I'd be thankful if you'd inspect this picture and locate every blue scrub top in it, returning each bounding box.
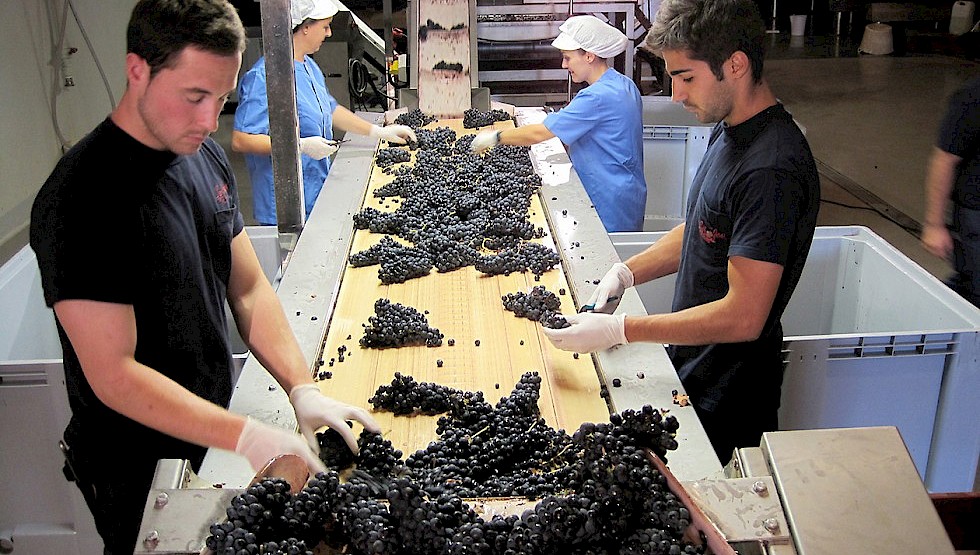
[544,68,647,232]
[234,56,338,225]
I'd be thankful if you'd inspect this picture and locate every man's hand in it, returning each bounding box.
[299,136,339,160]
[235,417,327,474]
[584,263,634,313]
[370,124,417,145]
[922,223,953,260]
[541,313,628,352]
[289,384,381,454]
[471,131,500,154]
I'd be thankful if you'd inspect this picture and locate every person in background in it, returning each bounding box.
[233,0,415,225]
[470,15,647,233]
[30,1,379,552]
[541,0,820,465]
[921,75,980,308]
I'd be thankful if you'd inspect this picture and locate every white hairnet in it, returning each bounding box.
[551,15,629,58]
[291,0,339,28]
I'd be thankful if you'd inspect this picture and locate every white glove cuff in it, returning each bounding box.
[613,262,635,289]
[289,383,320,404]
[616,314,629,346]
[368,125,383,139]
[234,416,256,454]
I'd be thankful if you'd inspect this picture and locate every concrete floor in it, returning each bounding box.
[215,33,980,285]
[764,33,977,282]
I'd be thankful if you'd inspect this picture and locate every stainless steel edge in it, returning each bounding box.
[517,107,722,481]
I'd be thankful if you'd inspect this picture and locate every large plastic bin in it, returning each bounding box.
[640,97,711,231]
[611,226,980,493]
[0,227,283,553]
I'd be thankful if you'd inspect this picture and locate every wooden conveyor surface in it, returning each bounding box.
[312,118,610,459]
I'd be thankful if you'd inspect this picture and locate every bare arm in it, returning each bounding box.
[54,300,245,451]
[624,255,783,345]
[623,223,686,285]
[921,147,961,260]
[498,123,556,146]
[226,232,314,393]
[231,130,272,156]
[331,105,375,136]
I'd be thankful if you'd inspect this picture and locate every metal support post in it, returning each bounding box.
[259,0,305,236]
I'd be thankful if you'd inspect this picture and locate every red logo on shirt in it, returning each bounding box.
[698,220,727,244]
[214,183,229,205]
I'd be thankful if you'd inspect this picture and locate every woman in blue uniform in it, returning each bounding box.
[471,15,647,233]
[233,0,415,225]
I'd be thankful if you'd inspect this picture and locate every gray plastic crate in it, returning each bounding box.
[641,97,711,232]
[610,226,980,493]
[0,227,283,553]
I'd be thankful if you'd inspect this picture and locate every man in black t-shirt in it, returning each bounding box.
[30,2,378,553]
[922,76,980,308]
[542,0,820,465]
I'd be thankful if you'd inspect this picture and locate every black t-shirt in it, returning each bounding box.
[937,76,980,210]
[668,104,820,414]
[30,118,245,459]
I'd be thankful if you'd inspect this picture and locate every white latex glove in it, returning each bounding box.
[234,416,328,474]
[370,124,417,145]
[289,384,381,454]
[584,263,634,314]
[299,136,339,160]
[471,130,500,154]
[541,313,628,353]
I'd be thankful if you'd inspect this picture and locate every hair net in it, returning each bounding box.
[291,0,339,28]
[551,15,628,58]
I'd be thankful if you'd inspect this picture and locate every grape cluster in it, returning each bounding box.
[360,299,443,348]
[210,373,700,555]
[374,147,411,168]
[317,426,356,470]
[393,108,436,129]
[501,285,570,329]
[205,478,316,554]
[349,236,435,284]
[351,118,554,286]
[462,108,514,129]
[433,61,464,72]
[368,372,473,415]
[475,242,560,277]
[408,126,457,154]
[368,372,484,416]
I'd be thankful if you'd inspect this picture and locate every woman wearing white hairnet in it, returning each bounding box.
[472,15,647,232]
[233,0,416,225]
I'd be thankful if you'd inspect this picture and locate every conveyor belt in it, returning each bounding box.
[315,117,609,459]
[199,109,721,489]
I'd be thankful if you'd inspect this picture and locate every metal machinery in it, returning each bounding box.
[473,0,638,106]
[398,0,639,107]
[127,105,958,554]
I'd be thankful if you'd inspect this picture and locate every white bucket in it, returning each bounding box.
[950,0,975,35]
[790,14,808,36]
[859,22,893,55]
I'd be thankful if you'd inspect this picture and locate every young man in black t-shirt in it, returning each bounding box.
[541,0,820,465]
[30,1,379,552]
